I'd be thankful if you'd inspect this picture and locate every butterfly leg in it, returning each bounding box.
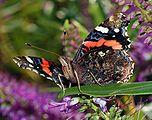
[58,74,66,95]
[87,69,103,86]
[68,82,71,88]
[62,29,67,55]
[56,83,62,89]
[73,70,83,93]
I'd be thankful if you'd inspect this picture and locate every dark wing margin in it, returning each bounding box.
[13,56,65,84]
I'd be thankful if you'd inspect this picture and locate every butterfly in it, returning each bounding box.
[13,13,134,89]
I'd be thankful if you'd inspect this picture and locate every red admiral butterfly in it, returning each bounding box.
[13,13,134,89]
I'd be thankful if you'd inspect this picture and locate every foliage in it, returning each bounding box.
[59,81,152,97]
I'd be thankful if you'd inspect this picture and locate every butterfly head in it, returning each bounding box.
[104,13,128,28]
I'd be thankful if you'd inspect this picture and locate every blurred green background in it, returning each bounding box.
[0,0,138,87]
[1,1,152,119]
[0,0,112,86]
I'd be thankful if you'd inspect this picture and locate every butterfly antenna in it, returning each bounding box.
[25,43,60,57]
[63,29,67,41]
[62,29,67,54]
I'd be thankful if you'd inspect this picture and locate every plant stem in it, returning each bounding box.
[132,0,152,22]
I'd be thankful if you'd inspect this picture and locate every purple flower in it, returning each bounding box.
[131,39,152,64]
[0,71,84,120]
[112,0,152,19]
[137,63,152,82]
[130,22,152,64]
[111,0,152,63]
[0,0,5,4]
[48,96,80,113]
[48,96,85,119]
[92,98,107,112]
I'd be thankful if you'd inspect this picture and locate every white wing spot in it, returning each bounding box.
[13,60,17,64]
[127,44,131,48]
[131,63,135,69]
[127,38,131,42]
[26,67,32,70]
[28,64,33,68]
[114,28,120,33]
[40,74,45,77]
[98,51,105,57]
[128,56,133,61]
[46,77,52,80]
[125,32,128,36]
[112,35,115,37]
[95,26,109,33]
[25,57,33,64]
[17,63,21,67]
[32,69,38,74]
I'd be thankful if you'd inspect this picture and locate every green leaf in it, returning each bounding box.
[63,19,71,30]
[63,19,89,39]
[71,20,89,38]
[85,113,92,118]
[88,0,106,25]
[58,81,152,97]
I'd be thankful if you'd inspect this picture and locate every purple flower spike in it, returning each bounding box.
[0,71,84,120]
[48,96,79,113]
[48,96,84,119]
[93,98,107,112]
[131,34,152,64]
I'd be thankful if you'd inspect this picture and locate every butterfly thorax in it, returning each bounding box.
[59,56,77,83]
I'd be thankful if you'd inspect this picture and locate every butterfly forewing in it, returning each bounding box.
[73,13,131,63]
[72,13,134,84]
[13,56,66,84]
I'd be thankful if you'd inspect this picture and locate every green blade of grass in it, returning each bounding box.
[58,81,152,98]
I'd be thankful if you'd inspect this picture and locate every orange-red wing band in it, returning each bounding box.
[83,39,122,51]
[41,59,52,76]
